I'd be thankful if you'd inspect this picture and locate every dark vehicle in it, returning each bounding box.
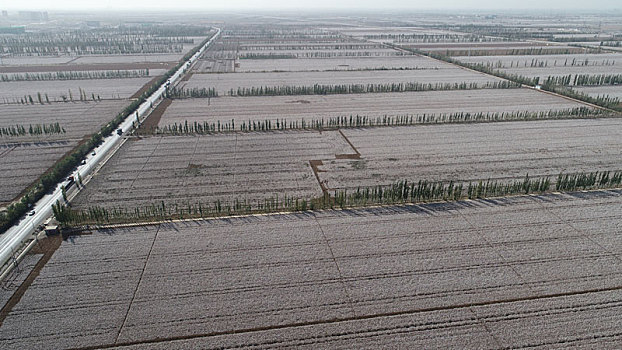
[116,129,123,136]
[66,176,75,188]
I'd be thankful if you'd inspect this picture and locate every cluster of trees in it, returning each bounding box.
[572,74,622,86]
[53,194,313,225]
[484,58,615,69]
[336,175,550,208]
[540,74,622,87]
[157,119,235,134]
[0,69,149,82]
[556,171,622,191]
[166,87,218,99]
[0,122,65,137]
[0,31,218,232]
[4,90,102,105]
[156,107,603,135]
[227,81,519,97]
[543,85,620,110]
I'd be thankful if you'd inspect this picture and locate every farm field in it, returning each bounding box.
[182,68,504,95]
[230,56,446,72]
[0,76,156,101]
[0,56,75,66]
[0,141,74,203]
[0,100,129,203]
[1,190,622,348]
[73,117,620,212]
[72,131,354,210]
[237,48,403,58]
[68,54,187,65]
[158,88,589,128]
[0,100,130,142]
[3,10,622,349]
[0,62,175,73]
[318,118,622,191]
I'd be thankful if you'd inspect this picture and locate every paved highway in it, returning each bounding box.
[0,28,221,275]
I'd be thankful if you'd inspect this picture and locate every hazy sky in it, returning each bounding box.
[4,0,621,11]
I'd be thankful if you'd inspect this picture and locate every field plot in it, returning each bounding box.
[72,131,354,210]
[182,68,503,95]
[68,54,184,65]
[0,56,75,66]
[0,100,128,203]
[0,100,129,142]
[159,88,587,128]
[0,141,74,202]
[0,76,155,101]
[318,118,622,191]
[238,48,402,58]
[2,191,622,348]
[231,56,449,72]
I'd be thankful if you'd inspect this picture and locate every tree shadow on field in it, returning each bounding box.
[564,189,621,201]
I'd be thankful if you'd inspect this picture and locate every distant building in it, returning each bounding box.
[2,10,8,17]
[18,11,48,21]
[86,21,100,28]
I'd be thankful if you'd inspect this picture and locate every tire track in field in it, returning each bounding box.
[0,145,16,159]
[126,136,164,195]
[529,196,622,262]
[114,224,161,344]
[314,217,356,318]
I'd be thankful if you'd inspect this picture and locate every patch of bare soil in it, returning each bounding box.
[130,75,164,99]
[181,72,194,82]
[137,98,173,134]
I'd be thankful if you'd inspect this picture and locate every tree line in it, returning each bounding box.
[50,170,622,226]
[0,122,65,137]
[154,107,604,135]
[0,69,150,82]
[226,80,519,97]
